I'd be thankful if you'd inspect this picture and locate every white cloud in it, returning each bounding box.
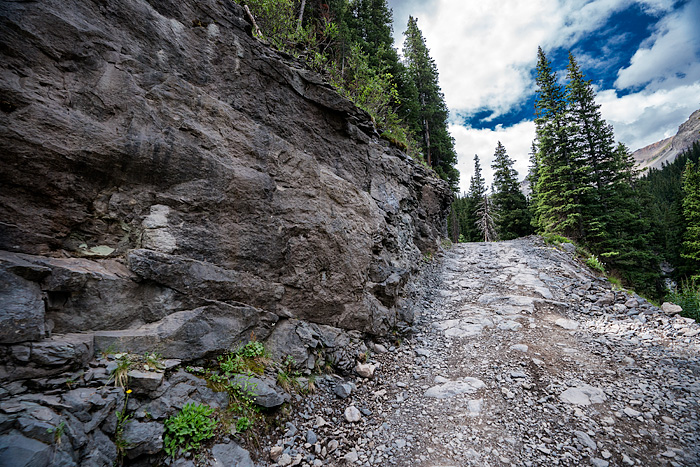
[387,0,699,178]
[598,83,700,149]
[615,0,700,90]
[412,0,650,118]
[451,121,536,194]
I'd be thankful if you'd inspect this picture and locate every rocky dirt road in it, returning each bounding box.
[267,238,700,467]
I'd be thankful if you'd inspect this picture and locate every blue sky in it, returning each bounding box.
[387,0,700,193]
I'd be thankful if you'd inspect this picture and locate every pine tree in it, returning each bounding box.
[682,160,700,279]
[491,142,532,240]
[462,155,486,241]
[597,143,662,297]
[532,47,584,240]
[402,16,459,190]
[565,53,616,245]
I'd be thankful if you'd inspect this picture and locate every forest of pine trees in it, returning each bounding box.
[527,48,664,298]
[242,0,459,190]
[450,48,698,302]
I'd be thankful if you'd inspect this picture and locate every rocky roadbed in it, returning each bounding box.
[262,238,700,467]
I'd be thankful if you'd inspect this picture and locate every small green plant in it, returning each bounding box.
[238,341,265,359]
[114,389,133,460]
[543,233,570,245]
[667,278,700,322]
[46,420,66,445]
[163,403,218,458]
[143,352,164,371]
[111,355,132,388]
[64,371,82,389]
[585,254,606,273]
[235,416,252,433]
[608,275,623,290]
[276,370,293,392]
[217,341,269,376]
[186,366,205,374]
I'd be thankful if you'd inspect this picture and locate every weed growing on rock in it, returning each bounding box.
[236,416,253,433]
[543,233,570,245]
[217,341,270,376]
[163,403,218,458]
[111,354,132,388]
[46,420,66,445]
[143,352,164,371]
[114,389,133,461]
[276,355,301,392]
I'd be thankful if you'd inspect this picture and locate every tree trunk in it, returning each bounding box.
[297,0,306,31]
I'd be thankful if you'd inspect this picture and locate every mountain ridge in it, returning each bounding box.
[632,108,700,171]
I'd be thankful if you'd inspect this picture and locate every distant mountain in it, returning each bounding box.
[632,109,700,171]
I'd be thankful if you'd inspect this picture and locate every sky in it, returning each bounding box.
[386,0,700,194]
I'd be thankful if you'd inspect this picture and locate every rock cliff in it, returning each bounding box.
[632,108,700,171]
[0,0,451,369]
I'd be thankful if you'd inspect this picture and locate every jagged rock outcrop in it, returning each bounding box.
[0,0,451,356]
[0,1,451,464]
[632,108,700,171]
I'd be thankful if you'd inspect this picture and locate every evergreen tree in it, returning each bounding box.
[402,16,459,190]
[682,160,700,279]
[532,47,584,240]
[462,155,486,241]
[596,143,662,298]
[565,53,616,245]
[491,142,532,240]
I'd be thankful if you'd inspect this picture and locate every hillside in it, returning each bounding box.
[632,109,700,171]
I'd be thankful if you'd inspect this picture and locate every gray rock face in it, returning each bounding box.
[93,302,277,361]
[210,442,254,467]
[0,0,451,360]
[0,267,45,344]
[121,420,164,459]
[230,375,288,408]
[0,431,52,467]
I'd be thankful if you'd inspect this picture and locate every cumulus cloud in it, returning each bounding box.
[387,0,699,179]
[598,83,700,149]
[615,0,700,90]
[451,121,536,194]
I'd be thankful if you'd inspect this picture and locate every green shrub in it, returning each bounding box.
[542,233,570,245]
[217,341,269,376]
[667,278,700,322]
[163,403,218,457]
[585,254,605,273]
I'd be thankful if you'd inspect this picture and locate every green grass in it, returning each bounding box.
[585,254,606,273]
[542,233,570,245]
[667,278,700,322]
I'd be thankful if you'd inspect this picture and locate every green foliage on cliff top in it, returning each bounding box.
[241,0,458,188]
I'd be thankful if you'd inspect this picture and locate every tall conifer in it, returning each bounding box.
[682,161,700,279]
[532,47,584,240]
[491,142,532,240]
[455,155,487,242]
[402,16,459,190]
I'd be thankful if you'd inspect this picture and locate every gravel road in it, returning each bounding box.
[265,238,700,467]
